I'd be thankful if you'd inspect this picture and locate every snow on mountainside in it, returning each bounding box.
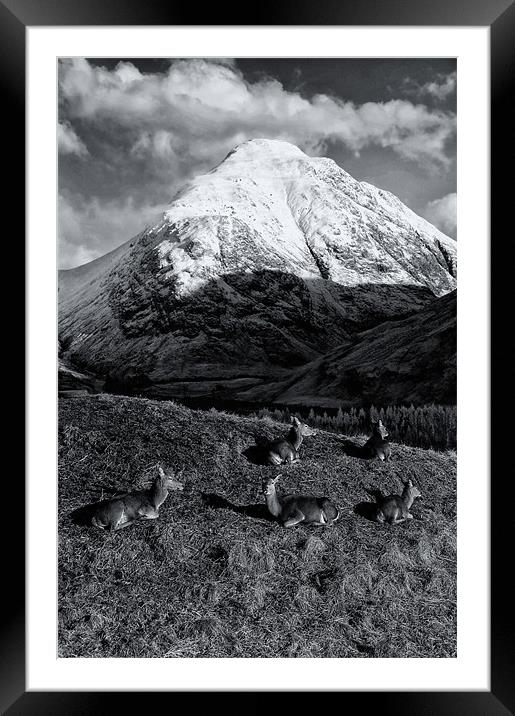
[156,138,456,296]
[58,139,457,404]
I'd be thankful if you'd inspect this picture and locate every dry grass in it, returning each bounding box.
[58,394,456,658]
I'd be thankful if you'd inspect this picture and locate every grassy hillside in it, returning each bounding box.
[59,394,456,658]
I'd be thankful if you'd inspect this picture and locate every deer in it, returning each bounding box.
[262,474,340,528]
[363,419,391,461]
[375,478,421,525]
[90,466,184,532]
[262,416,317,465]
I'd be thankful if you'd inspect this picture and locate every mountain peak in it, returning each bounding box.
[160,137,455,298]
[214,138,310,175]
[226,137,307,158]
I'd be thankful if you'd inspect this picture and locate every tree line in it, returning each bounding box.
[250,404,457,451]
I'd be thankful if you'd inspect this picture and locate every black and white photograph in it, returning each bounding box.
[58,57,457,659]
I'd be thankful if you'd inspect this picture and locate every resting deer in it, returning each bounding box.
[263,416,317,465]
[90,466,184,531]
[262,474,340,528]
[363,419,391,461]
[375,478,421,525]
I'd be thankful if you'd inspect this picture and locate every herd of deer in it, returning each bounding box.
[86,416,421,532]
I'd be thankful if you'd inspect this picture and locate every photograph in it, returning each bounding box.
[57,56,457,659]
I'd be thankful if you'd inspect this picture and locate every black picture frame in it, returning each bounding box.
[6,0,512,712]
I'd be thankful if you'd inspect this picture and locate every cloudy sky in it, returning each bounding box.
[58,57,457,269]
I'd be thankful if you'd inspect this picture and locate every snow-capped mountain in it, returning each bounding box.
[146,138,455,296]
[59,139,457,402]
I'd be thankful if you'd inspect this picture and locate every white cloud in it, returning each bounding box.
[422,192,457,237]
[58,59,457,267]
[59,58,456,169]
[58,193,166,269]
[58,120,89,156]
[422,72,457,101]
[404,72,456,103]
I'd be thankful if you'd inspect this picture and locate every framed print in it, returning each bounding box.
[5,0,512,712]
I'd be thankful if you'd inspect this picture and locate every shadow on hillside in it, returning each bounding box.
[107,268,438,344]
[241,443,270,466]
[353,487,384,522]
[62,261,451,405]
[353,501,379,521]
[340,438,373,460]
[201,492,275,522]
[69,503,99,526]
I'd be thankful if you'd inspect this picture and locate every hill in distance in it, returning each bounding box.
[266,289,457,409]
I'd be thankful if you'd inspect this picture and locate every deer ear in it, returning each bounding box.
[158,466,165,478]
[292,416,300,425]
